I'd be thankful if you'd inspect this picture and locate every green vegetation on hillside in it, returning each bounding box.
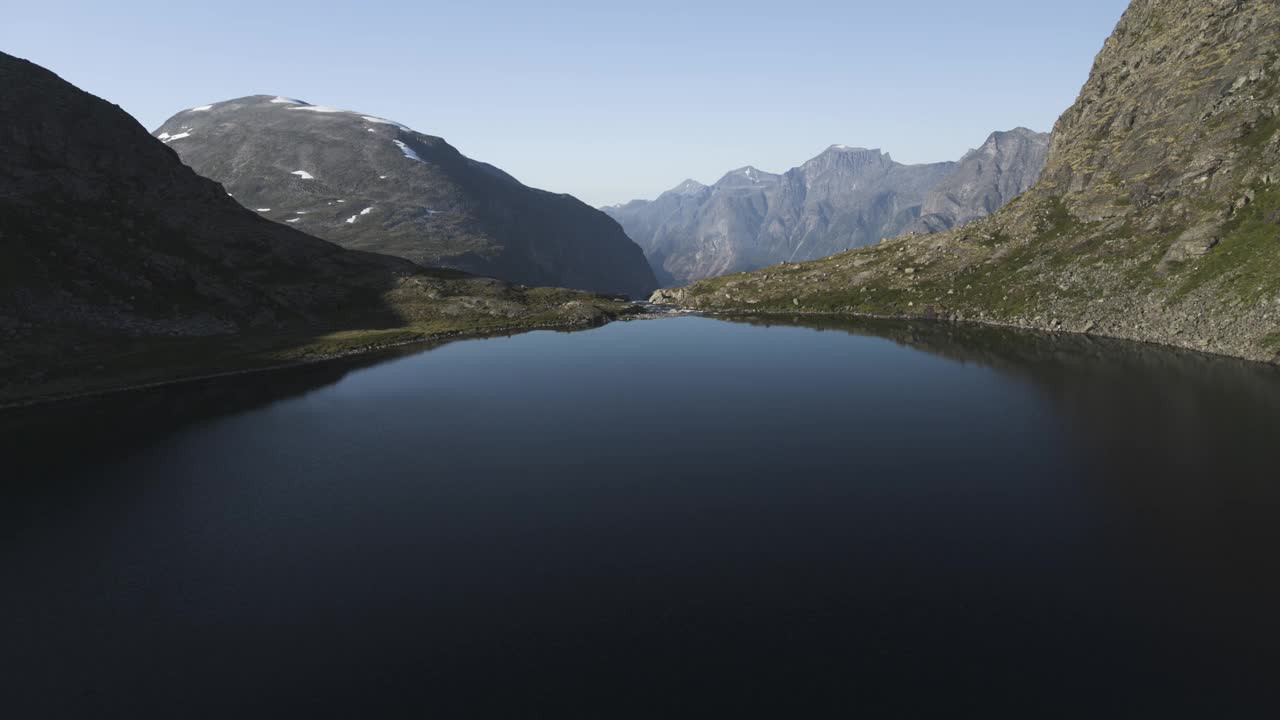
[656,0,1280,364]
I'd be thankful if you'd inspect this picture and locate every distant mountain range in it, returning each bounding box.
[606,129,1048,285]
[154,97,657,298]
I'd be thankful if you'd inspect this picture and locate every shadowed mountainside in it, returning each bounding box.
[0,52,630,405]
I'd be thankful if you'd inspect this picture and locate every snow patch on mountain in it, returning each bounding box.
[393,140,423,162]
[345,207,374,224]
[276,103,416,134]
[290,170,314,180]
[287,105,349,114]
[361,116,411,131]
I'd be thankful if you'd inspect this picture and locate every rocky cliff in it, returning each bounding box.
[907,128,1050,234]
[154,97,657,298]
[658,0,1280,364]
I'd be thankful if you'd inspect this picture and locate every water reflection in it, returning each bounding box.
[722,314,1280,478]
[3,315,1280,716]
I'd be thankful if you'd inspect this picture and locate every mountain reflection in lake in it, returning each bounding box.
[3,315,1278,717]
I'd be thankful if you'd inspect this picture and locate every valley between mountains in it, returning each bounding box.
[1,0,1278,408]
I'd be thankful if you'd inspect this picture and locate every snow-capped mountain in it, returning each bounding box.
[155,97,657,298]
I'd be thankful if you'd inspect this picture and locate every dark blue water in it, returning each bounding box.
[3,316,1280,717]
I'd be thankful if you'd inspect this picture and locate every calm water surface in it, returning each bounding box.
[3,316,1280,717]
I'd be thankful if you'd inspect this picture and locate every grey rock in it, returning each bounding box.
[648,287,688,304]
[1161,221,1224,265]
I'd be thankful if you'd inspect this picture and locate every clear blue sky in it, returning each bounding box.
[3,0,1129,207]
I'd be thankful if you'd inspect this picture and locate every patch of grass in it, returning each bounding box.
[1040,197,1083,239]
[1173,183,1280,302]
[266,328,428,361]
[1240,114,1280,151]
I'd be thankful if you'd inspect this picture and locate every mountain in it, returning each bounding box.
[0,52,628,404]
[605,147,956,285]
[605,133,1049,286]
[153,97,657,298]
[655,0,1280,364]
[906,128,1050,234]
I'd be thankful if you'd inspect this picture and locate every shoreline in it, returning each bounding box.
[679,305,1280,367]
[0,315,632,413]
[6,303,1273,413]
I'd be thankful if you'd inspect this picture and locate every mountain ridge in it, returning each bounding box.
[607,130,1046,285]
[155,95,657,298]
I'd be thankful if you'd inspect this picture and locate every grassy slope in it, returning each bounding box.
[664,1,1280,363]
[668,182,1280,362]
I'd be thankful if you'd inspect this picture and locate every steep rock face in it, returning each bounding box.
[662,0,1280,364]
[606,147,954,285]
[154,97,656,298]
[0,52,625,402]
[907,128,1049,233]
[605,180,712,287]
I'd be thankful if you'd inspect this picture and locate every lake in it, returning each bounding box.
[3,315,1279,716]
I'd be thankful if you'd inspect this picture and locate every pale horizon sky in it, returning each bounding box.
[2,0,1129,207]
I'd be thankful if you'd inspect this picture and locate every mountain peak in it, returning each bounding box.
[160,95,417,134]
[984,127,1048,145]
[802,145,895,170]
[715,166,777,186]
[825,144,875,154]
[668,178,708,196]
